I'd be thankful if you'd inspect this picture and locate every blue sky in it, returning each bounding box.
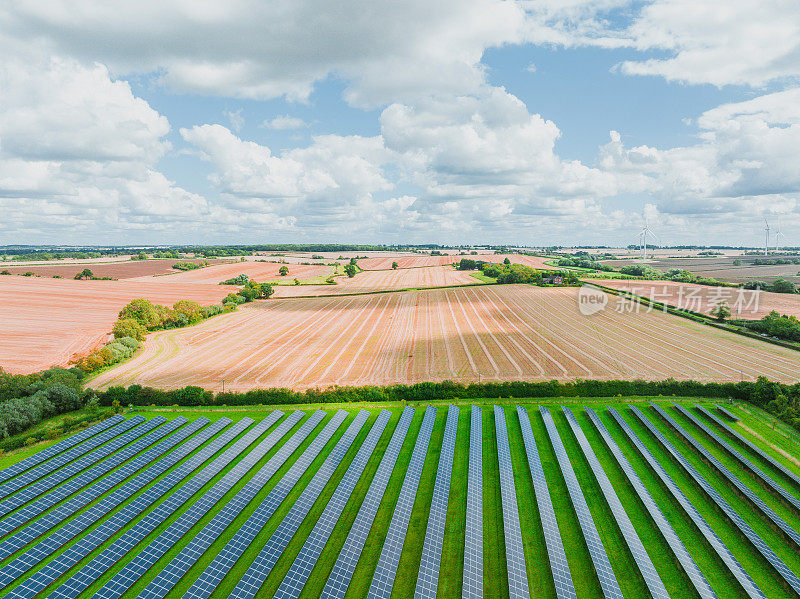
[0,1,798,246]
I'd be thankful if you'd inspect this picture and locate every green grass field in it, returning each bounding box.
[0,397,798,598]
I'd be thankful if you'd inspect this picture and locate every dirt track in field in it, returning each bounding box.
[271,266,481,297]
[89,285,800,392]
[0,277,236,374]
[126,261,334,284]
[587,279,800,319]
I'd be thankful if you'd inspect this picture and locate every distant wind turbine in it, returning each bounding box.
[775,220,786,252]
[764,218,770,256]
[639,219,658,262]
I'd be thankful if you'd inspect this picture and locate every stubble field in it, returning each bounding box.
[0,277,236,374]
[89,285,800,392]
[587,279,800,319]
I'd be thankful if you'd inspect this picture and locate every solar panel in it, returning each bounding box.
[412,405,458,599]
[679,404,800,514]
[270,410,391,599]
[715,405,740,422]
[696,404,800,490]
[462,406,482,599]
[366,405,437,599]
[0,416,190,537]
[608,407,765,599]
[319,406,415,599]
[0,415,125,485]
[585,408,717,599]
[516,406,575,599]
[178,410,350,599]
[633,406,800,594]
[46,412,296,599]
[0,418,214,563]
[494,405,530,599]
[540,407,622,599]
[0,416,144,502]
[0,417,166,520]
[1,415,261,598]
[233,410,375,599]
[655,404,800,552]
[562,408,668,599]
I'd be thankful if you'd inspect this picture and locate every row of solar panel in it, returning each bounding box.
[0,403,797,599]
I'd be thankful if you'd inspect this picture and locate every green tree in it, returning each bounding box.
[135,251,147,260]
[771,278,796,293]
[278,266,289,276]
[711,301,731,321]
[391,261,398,270]
[344,264,357,278]
[113,318,148,341]
[733,258,743,266]
[74,268,94,280]
[503,257,511,265]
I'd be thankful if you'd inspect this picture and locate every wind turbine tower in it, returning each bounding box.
[639,219,658,262]
[775,220,785,252]
[764,218,770,256]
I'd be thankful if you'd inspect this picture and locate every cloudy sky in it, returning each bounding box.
[1,0,798,246]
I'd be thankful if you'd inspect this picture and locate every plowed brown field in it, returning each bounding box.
[0,259,226,280]
[357,253,552,270]
[89,285,800,392]
[588,279,800,319]
[0,277,236,374]
[126,261,333,284]
[271,266,480,297]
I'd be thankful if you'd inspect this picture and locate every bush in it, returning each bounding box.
[113,318,148,341]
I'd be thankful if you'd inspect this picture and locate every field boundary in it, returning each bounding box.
[586,282,800,353]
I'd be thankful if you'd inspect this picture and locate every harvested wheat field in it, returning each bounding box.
[0,277,236,374]
[89,284,800,392]
[588,279,800,319]
[357,253,552,270]
[271,266,481,297]
[0,258,227,280]
[126,261,333,284]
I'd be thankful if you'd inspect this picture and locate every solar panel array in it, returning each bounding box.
[180,410,349,599]
[632,406,800,594]
[271,410,391,599]
[0,415,124,485]
[462,406,483,599]
[562,407,669,599]
[608,407,765,599]
[4,402,800,599]
[413,405,459,599]
[540,407,623,599]
[494,405,530,599]
[653,404,800,553]
[0,416,166,521]
[367,405,437,599]
[319,406,415,599]
[54,411,293,599]
[715,404,740,421]
[676,404,800,513]
[516,406,574,599]
[2,415,253,598]
[0,416,187,537]
[697,403,800,489]
[232,410,374,599]
[0,418,213,565]
[585,409,717,599]
[0,415,144,501]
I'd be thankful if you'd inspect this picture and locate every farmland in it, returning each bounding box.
[0,399,798,599]
[356,253,552,270]
[0,277,235,374]
[127,261,335,284]
[89,285,800,392]
[0,259,227,280]
[587,279,800,319]
[271,266,481,297]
